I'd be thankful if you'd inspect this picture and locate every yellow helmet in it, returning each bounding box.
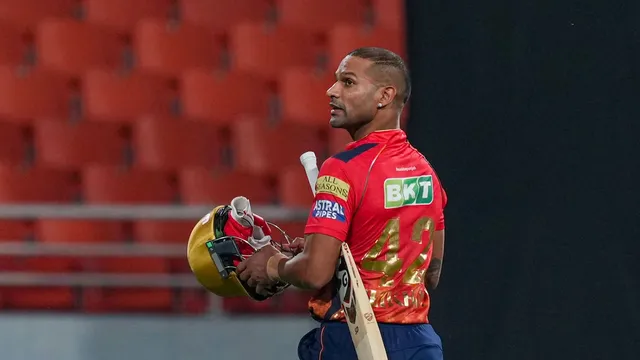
[187,197,290,301]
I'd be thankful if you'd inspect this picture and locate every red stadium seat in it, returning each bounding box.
[328,129,353,155]
[33,120,128,170]
[274,221,307,239]
[279,67,333,127]
[133,220,194,244]
[0,66,70,120]
[83,287,174,313]
[132,116,223,171]
[0,166,77,203]
[81,165,177,204]
[85,0,173,33]
[230,117,325,177]
[0,220,33,241]
[1,287,76,310]
[372,0,405,33]
[133,19,223,77]
[36,19,123,76]
[36,220,128,243]
[82,69,173,122]
[180,69,271,124]
[276,0,367,34]
[0,121,27,166]
[279,289,314,314]
[278,166,315,208]
[0,22,28,66]
[179,0,270,32]
[222,295,278,314]
[178,168,274,205]
[0,0,77,31]
[229,22,317,80]
[83,257,169,273]
[327,24,404,69]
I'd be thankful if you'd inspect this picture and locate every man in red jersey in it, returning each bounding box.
[237,47,447,360]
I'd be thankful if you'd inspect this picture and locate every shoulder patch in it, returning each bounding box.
[332,143,378,163]
[316,175,350,201]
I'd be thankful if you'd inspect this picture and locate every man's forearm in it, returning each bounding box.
[275,255,320,290]
[426,258,443,291]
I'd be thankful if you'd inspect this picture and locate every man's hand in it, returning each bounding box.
[281,237,306,256]
[236,244,282,295]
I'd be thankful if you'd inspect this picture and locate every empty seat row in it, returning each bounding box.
[0,0,403,34]
[0,18,403,78]
[0,117,350,172]
[0,66,349,128]
[0,219,306,243]
[0,165,316,206]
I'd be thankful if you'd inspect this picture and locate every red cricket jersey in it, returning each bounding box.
[304,129,447,324]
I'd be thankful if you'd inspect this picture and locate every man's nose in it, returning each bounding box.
[326,82,339,98]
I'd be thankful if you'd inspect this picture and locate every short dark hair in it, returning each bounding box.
[348,47,411,105]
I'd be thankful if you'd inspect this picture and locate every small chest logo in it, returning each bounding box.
[384,176,434,209]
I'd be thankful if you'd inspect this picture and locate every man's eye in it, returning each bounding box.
[344,79,354,86]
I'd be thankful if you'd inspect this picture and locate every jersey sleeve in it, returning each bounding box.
[304,158,356,242]
[436,186,447,231]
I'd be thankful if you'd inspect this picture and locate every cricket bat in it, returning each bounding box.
[300,151,388,360]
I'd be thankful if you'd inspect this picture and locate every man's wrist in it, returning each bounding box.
[266,253,288,282]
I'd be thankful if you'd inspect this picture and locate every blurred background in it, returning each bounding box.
[0,0,637,359]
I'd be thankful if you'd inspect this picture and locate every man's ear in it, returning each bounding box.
[377,86,398,108]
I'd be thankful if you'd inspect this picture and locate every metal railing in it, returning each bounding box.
[0,204,309,289]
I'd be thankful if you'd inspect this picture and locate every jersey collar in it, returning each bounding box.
[345,129,407,150]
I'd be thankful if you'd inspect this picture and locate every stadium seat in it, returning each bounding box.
[133,19,223,77]
[0,121,27,166]
[273,221,307,239]
[0,166,77,203]
[279,289,313,314]
[35,19,123,76]
[327,24,404,68]
[0,0,77,31]
[178,168,274,205]
[36,220,128,243]
[132,116,222,171]
[33,120,128,170]
[133,220,194,244]
[276,0,367,34]
[372,0,405,33]
[279,67,334,127]
[179,0,270,32]
[83,256,169,274]
[222,295,278,314]
[180,69,271,124]
[278,166,315,208]
[0,66,70,120]
[328,129,353,155]
[230,117,325,177]
[0,220,33,241]
[0,22,27,66]
[81,165,177,204]
[82,69,173,122]
[229,22,317,80]
[1,286,76,310]
[83,287,174,313]
[84,0,173,33]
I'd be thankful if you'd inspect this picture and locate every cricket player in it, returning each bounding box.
[237,47,447,360]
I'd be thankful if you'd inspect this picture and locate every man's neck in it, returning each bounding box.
[351,116,401,141]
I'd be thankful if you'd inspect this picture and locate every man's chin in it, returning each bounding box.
[329,116,346,128]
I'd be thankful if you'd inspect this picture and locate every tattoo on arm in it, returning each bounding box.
[426,258,442,291]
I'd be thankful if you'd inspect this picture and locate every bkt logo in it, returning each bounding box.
[384,176,434,209]
[312,200,346,222]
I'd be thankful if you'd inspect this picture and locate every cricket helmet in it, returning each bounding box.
[187,196,291,301]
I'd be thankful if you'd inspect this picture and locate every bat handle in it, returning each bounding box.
[300,151,318,196]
